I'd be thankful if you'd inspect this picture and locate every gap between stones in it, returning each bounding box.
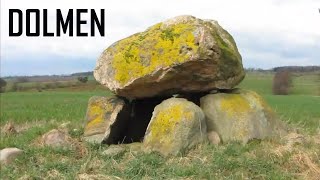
[103,92,210,145]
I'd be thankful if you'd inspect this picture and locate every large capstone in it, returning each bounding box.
[200,89,287,144]
[94,15,245,99]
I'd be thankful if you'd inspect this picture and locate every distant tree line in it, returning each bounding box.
[244,68,271,73]
[71,71,93,77]
[2,71,94,83]
[245,66,320,73]
[273,66,320,73]
[1,75,93,93]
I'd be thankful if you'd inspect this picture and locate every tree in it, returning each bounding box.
[317,73,320,96]
[77,76,88,83]
[10,82,19,92]
[272,71,292,95]
[0,78,7,93]
[35,82,42,92]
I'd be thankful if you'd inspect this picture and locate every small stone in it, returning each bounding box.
[41,129,71,148]
[101,145,125,156]
[209,89,219,94]
[0,148,23,165]
[207,131,221,145]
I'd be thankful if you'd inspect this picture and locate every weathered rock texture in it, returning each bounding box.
[83,96,131,144]
[143,98,207,156]
[84,15,288,157]
[0,148,23,165]
[94,15,245,99]
[207,131,221,145]
[201,89,287,144]
[41,129,71,148]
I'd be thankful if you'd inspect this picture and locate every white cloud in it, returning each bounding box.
[1,0,320,75]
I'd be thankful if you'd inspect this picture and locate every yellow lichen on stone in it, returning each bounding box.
[85,105,104,130]
[145,103,192,148]
[84,100,112,134]
[111,22,199,85]
[249,91,272,110]
[219,94,250,118]
[246,91,277,121]
[218,94,252,142]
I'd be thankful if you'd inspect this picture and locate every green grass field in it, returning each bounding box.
[238,72,320,132]
[0,72,319,179]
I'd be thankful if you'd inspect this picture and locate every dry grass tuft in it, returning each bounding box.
[45,169,64,179]
[269,132,320,179]
[289,151,320,180]
[0,120,53,135]
[1,121,17,135]
[76,173,122,180]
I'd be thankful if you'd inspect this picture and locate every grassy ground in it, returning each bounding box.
[4,79,107,93]
[238,72,320,96]
[238,72,320,133]
[0,91,111,124]
[0,72,319,179]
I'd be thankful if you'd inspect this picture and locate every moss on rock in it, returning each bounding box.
[84,96,114,136]
[83,96,131,144]
[111,22,199,85]
[220,94,251,118]
[94,15,245,98]
[200,90,287,144]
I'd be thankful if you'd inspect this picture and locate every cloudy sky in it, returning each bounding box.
[1,0,320,76]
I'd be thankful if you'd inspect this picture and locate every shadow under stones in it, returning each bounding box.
[102,97,132,145]
[103,96,170,145]
[103,91,218,145]
[123,96,171,143]
[176,92,210,106]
